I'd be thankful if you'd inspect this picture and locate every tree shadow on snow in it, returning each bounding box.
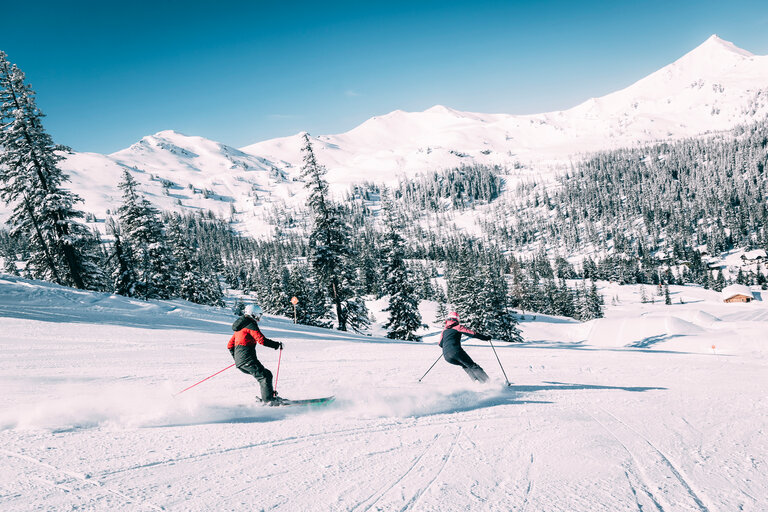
[410,381,664,418]
[511,381,666,393]
[630,334,686,348]
[519,341,704,356]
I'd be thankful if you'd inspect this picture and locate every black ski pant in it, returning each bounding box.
[234,347,274,401]
[443,348,489,383]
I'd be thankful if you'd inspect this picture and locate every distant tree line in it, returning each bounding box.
[1,51,610,342]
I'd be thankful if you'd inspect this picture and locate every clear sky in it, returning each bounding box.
[2,0,767,153]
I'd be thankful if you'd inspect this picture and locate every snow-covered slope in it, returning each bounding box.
[27,35,768,236]
[1,275,766,510]
[243,35,768,180]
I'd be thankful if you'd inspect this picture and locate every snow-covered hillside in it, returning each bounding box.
[39,35,768,237]
[1,275,766,510]
[245,36,768,178]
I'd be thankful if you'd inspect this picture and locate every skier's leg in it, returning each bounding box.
[453,349,489,382]
[249,360,274,402]
[236,360,274,401]
[469,366,490,383]
[462,367,478,380]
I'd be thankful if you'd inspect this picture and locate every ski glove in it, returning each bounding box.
[276,342,284,350]
[477,333,492,341]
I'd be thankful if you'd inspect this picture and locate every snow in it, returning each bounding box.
[1,275,766,510]
[4,35,764,240]
[743,249,767,261]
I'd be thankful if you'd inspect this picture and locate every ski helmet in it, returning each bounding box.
[447,311,460,321]
[244,304,263,320]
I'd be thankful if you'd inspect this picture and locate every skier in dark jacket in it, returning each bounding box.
[228,304,284,405]
[439,311,491,382]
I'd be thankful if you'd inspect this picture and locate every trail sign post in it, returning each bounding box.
[291,296,299,324]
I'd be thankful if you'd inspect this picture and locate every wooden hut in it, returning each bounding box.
[721,284,754,303]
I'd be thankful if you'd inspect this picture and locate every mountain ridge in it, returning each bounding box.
[29,35,768,236]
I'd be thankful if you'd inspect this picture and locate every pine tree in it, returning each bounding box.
[434,285,449,325]
[381,198,423,341]
[446,248,484,328]
[166,214,223,306]
[116,171,176,299]
[286,263,330,327]
[477,263,522,342]
[582,280,605,319]
[714,269,726,292]
[262,261,292,316]
[0,52,104,289]
[301,133,368,331]
[447,249,521,342]
[106,218,139,297]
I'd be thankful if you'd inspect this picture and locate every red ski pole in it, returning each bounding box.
[273,347,283,397]
[174,364,235,397]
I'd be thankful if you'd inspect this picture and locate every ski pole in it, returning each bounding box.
[418,353,443,382]
[487,339,510,386]
[174,364,235,396]
[273,347,283,397]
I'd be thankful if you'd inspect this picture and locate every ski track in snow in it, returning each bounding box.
[1,278,767,511]
[584,408,710,512]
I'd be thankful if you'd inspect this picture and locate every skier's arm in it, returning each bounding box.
[456,324,491,341]
[227,335,235,358]
[262,338,282,350]
[242,328,281,350]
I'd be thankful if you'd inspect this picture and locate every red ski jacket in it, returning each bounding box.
[227,315,279,350]
[227,327,267,349]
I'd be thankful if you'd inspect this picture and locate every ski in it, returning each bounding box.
[279,396,335,406]
[257,396,336,407]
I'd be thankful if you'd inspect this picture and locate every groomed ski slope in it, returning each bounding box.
[0,276,766,511]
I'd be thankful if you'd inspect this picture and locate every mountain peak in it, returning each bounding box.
[689,34,754,58]
[425,104,457,114]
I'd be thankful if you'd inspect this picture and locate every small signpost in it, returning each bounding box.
[291,296,299,324]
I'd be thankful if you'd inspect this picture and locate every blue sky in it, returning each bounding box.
[2,0,767,153]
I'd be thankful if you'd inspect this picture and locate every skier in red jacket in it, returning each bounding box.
[228,304,284,405]
[439,311,491,382]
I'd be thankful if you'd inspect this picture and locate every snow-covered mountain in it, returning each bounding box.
[48,35,768,235]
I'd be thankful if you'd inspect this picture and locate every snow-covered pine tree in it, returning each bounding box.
[579,279,604,320]
[166,214,223,306]
[0,52,104,289]
[446,247,484,328]
[381,197,423,341]
[476,262,522,342]
[116,171,176,300]
[300,133,368,331]
[713,269,726,292]
[263,261,292,317]
[106,218,139,297]
[286,263,330,327]
[434,285,449,325]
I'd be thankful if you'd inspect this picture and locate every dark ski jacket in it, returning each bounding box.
[439,319,487,354]
[227,315,281,356]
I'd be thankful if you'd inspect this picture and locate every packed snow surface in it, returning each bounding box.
[0,276,766,511]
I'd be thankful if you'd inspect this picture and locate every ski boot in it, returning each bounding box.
[265,393,287,407]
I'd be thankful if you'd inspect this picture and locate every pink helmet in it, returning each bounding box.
[447,311,460,321]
